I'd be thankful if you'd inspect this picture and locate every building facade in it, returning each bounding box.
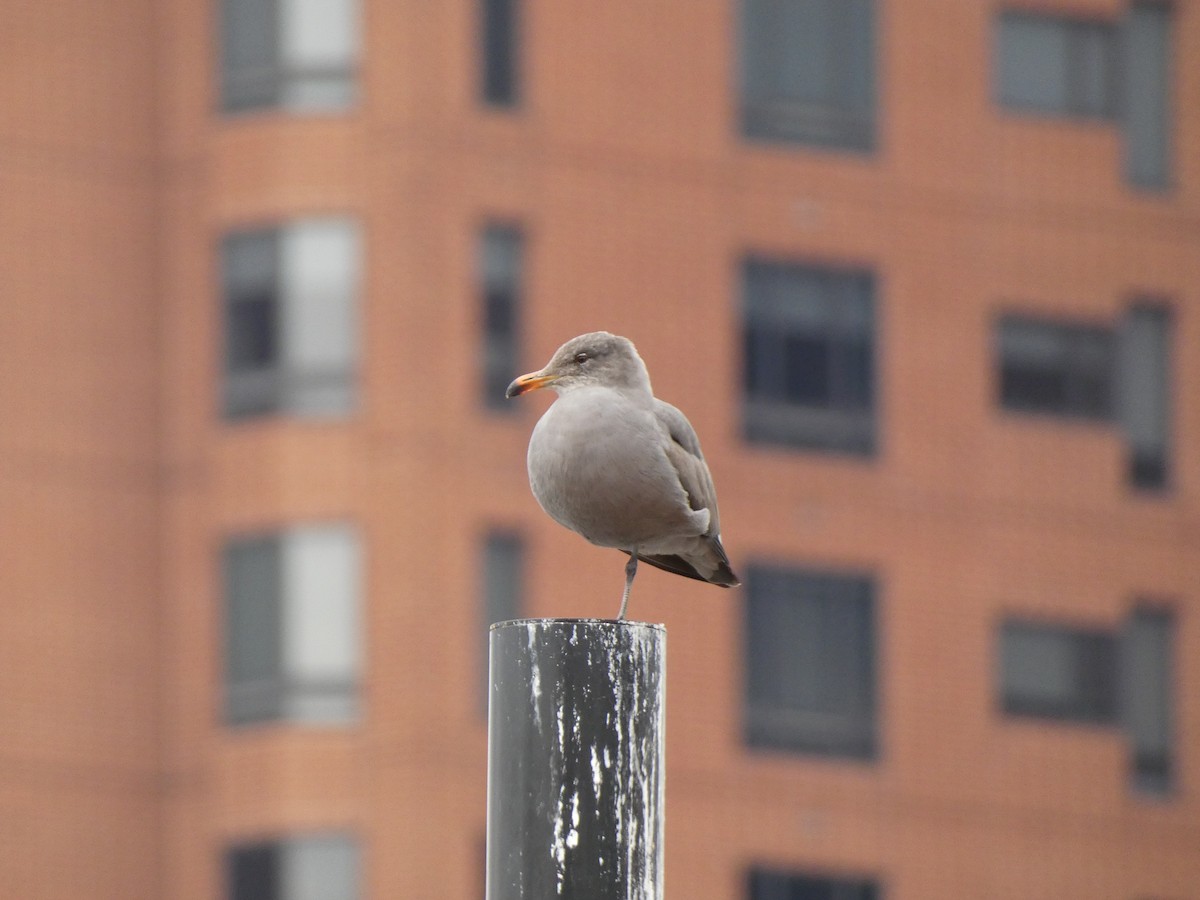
[1,0,1198,897]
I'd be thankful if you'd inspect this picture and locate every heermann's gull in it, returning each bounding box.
[506,331,739,619]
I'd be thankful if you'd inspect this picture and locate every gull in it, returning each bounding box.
[506,331,739,619]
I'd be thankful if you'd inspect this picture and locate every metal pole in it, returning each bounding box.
[486,618,666,900]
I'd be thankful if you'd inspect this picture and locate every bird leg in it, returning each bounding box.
[618,551,638,620]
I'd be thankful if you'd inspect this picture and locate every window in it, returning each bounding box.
[220,0,360,114]
[1121,608,1173,793]
[740,0,875,150]
[228,833,360,900]
[745,566,876,759]
[997,317,1114,420]
[995,13,1116,118]
[479,225,524,410]
[481,531,523,710]
[223,524,363,726]
[222,218,361,421]
[1123,3,1172,188]
[749,867,881,900]
[1116,305,1171,489]
[1000,622,1117,723]
[483,531,523,629]
[480,0,520,106]
[996,309,1172,490]
[993,4,1173,188]
[743,259,875,455]
[1000,610,1175,794]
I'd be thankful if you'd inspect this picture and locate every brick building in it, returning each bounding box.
[2,0,1198,897]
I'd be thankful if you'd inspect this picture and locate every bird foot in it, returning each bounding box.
[617,552,637,620]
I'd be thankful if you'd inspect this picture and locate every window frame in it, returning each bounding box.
[748,865,882,900]
[221,218,362,422]
[998,609,1177,795]
[1120,605,1174,795]
[1121,1,1173,189]
[994,305,1174,494]
[999,619,1119,725]
[992,4,1175,190]
[219,0,362,115]
[226,832,362,900]
[994,10,1118,120]
[1117,301,1172,492]
[222,523,364,728]
[744,564,878,760]
[742,256,878,456]
[479,222,525,412]
[479,0,521,107]
[739,0,877,152]
[995,313,1116,423]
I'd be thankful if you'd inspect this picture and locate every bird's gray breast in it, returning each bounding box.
[526,388,695,548]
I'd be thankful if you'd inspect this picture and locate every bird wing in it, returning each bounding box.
[653,398,721,538]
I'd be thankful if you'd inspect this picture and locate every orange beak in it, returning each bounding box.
[505,371,559,399]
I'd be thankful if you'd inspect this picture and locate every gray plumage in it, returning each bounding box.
[506,331,739,618]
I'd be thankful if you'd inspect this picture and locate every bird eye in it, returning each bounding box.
[573,352,589,365]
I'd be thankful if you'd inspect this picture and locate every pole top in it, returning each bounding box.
[489,617,666,634]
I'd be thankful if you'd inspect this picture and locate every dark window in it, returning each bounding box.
[1000,621,1117,723]
[1120,608,1173,794]
[1122,3,1172,188]
[481,531,523,711]
[227,292,279,371]
[223,525,362,727]
[745,566,876,759]
[480,225,523,410]
[224,230,280,376]
[229,841,279,900]
[222,219,360,421]
[225,535,284,722]
[996,12,1116,118]
[480,0,520,106]
[740,0,875,151]
[1117,305,1171,490]
[743,259,875,454]
[227,833,360,900]
[220,0,360,114]
[749,867,881,900]
[997,316,1114,420]
[997,309,1173,491]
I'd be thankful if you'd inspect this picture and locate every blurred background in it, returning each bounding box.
[1,0,1198,898]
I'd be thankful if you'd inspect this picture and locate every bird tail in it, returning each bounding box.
[626,535,740,588]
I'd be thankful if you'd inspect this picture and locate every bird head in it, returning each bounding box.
[505,332,651,399]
